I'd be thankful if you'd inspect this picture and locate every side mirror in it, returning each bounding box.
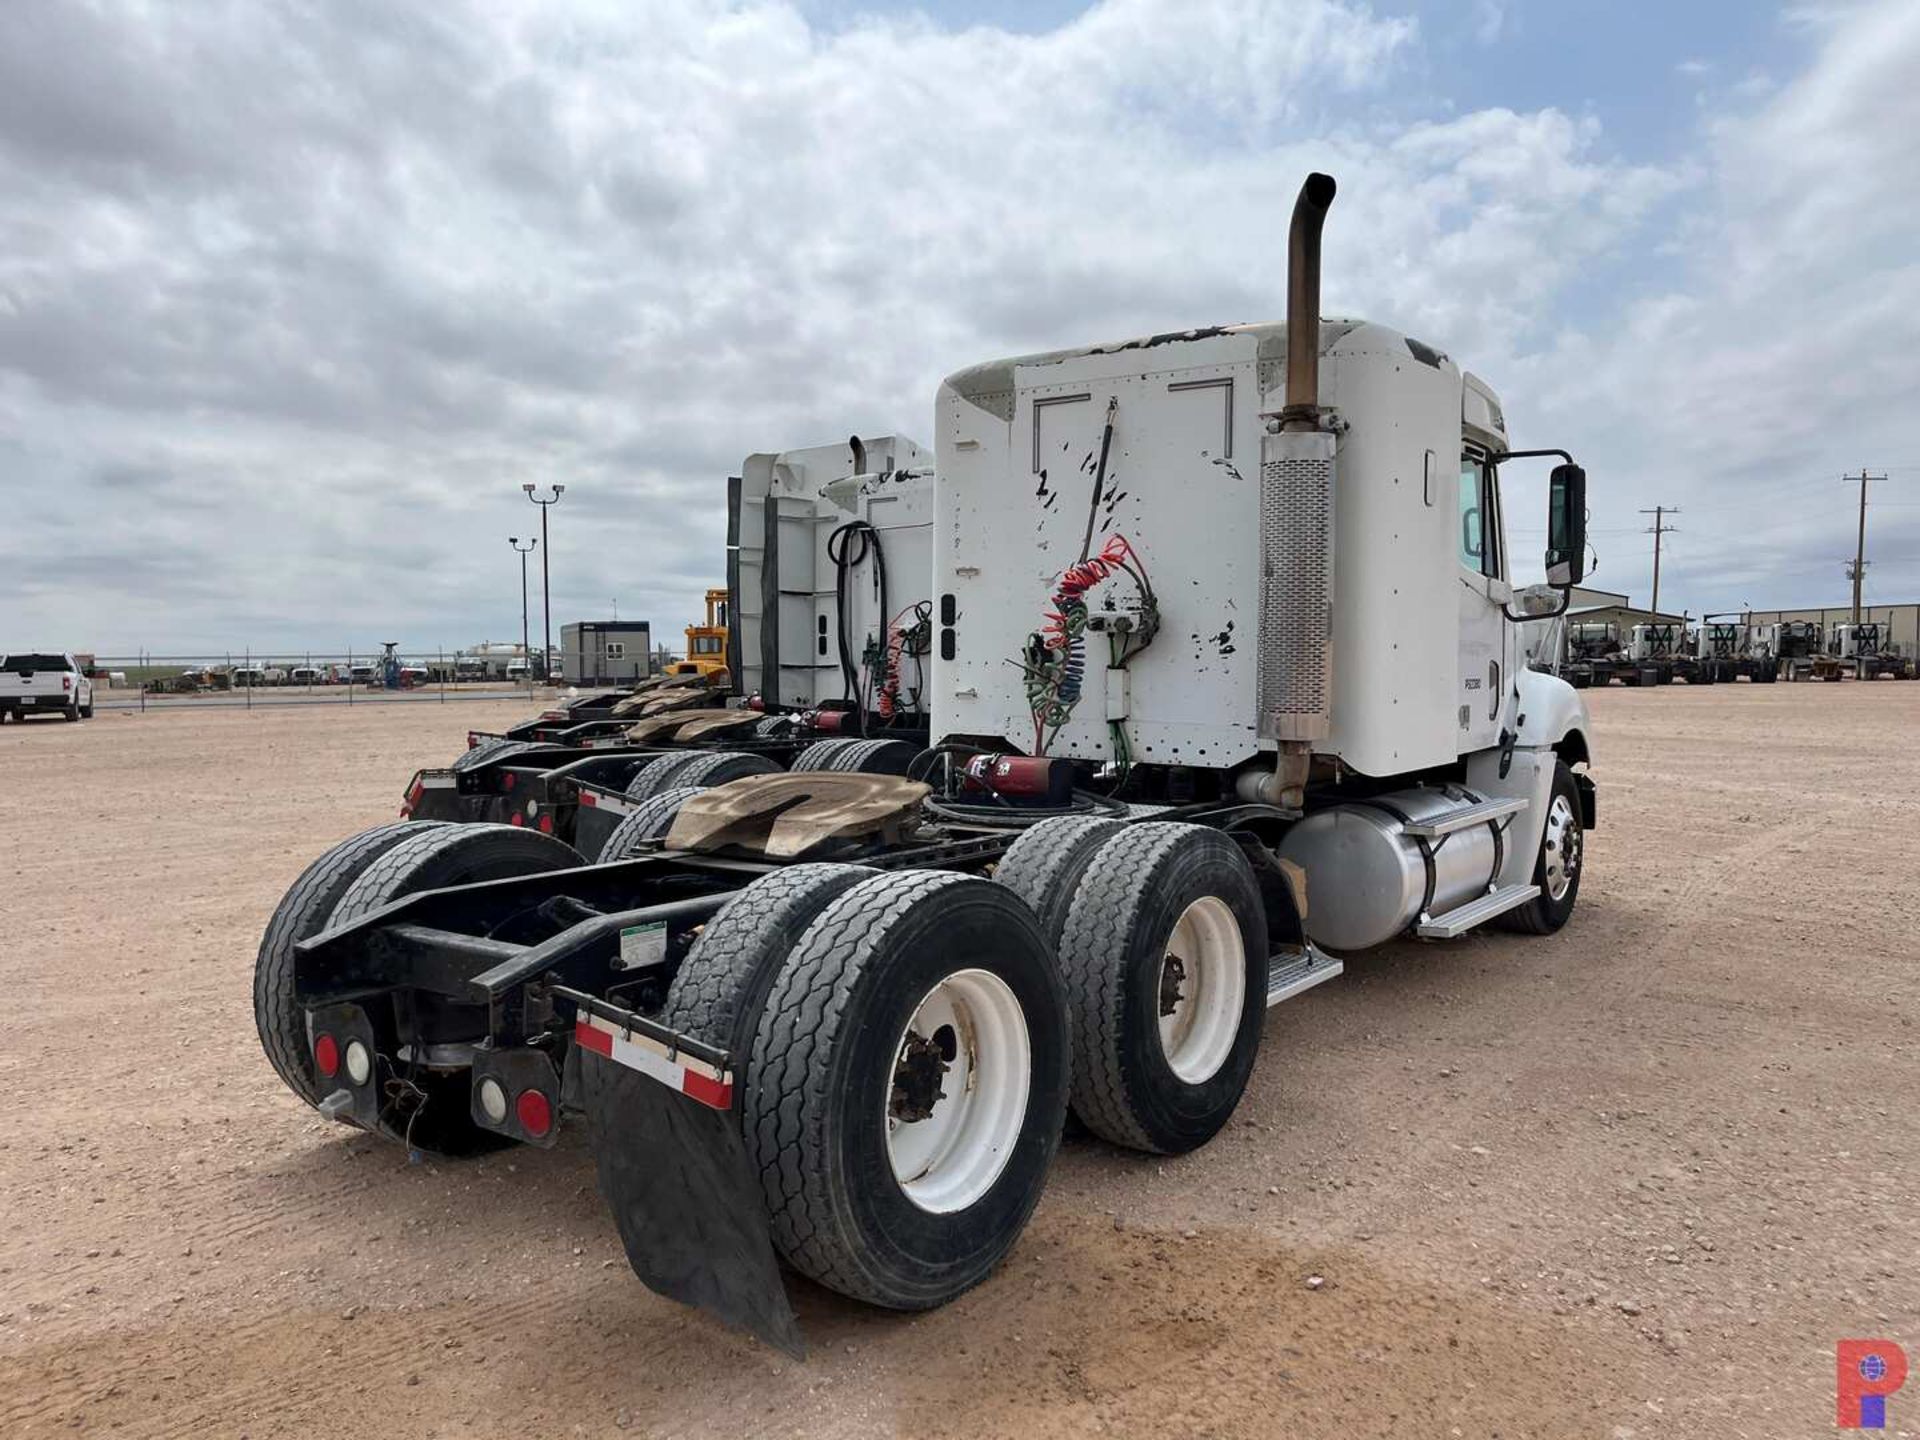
[1546,462,1586,586]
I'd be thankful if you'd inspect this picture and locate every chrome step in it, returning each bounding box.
[1265,944,1344,1007]
[1400,795,1529,838]
[1415,883,1541,938]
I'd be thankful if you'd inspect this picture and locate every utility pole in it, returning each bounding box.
[522,484,565,682]
[1842,469,1886,625]
[508,537,536,681]
[1639,505,1680,613]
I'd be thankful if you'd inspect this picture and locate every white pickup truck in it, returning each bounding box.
[1,652,95,722]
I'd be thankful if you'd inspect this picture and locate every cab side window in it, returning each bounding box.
[1457,452,1502,579]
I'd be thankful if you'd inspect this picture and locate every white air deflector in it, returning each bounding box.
[1256,429,1336,742]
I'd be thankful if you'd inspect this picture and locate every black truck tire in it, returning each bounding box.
[254,820,447,1106]
[1495,761,1584,935]
[597,786,706,861]
[668,750,783,788]
[330,823,583,928]
[992,814,1126,947]
[791,739,856,772]
[831,738,920,775]
[64,703,80,721]
[1055,823,1268,1155]
[452,735,514,771]
[452,738,555,774]
[745,872,1069,1310]
[624,752,700,801]
[658,864,873,1106]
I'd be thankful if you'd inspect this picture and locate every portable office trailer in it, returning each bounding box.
[560,622,654,686]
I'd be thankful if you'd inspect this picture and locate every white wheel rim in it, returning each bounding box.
[1543,793,1582,901]
[885,968,1031,1215]
[1156,896,1246,1084]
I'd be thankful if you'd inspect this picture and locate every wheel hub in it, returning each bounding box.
[889,1026,953,1123]
[1158,955,1187,1017]
[1155,896,1246,1085]
[1542,793,1582,901]
[884,969,1032,1215]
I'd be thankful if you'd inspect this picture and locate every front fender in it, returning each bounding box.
[1515,666,1594,768]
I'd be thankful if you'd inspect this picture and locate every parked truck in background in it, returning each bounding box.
[1628,621,1712,685]
[1,652,95,722]
[1830,622,1910,680]
[1561,620,1628,688]
[1697,616,1778,684]
[253,173,1597,1355]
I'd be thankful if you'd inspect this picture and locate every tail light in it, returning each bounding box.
[313,1033,341,1079]
[401,777,424,818]
[537,812,553,834]
[62,676,73,692]
[515,1090,553,1138]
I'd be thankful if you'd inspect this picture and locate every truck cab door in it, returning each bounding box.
[1455,449,1511,753]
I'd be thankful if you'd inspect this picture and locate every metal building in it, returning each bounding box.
[560,621,654,686]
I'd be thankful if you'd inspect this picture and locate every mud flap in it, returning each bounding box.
[578,1051,803,1357]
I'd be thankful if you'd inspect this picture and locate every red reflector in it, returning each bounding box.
[682,1069,733,1110]
[313,1033,340,1079]
[573,1020,613,1057]
[509,812,524,826]
[503,772,516,790]
[537,813,553,833]
[579,790,597,808]
[516,1090,553,1137]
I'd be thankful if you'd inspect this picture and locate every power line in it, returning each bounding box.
[1639,505,1680,613]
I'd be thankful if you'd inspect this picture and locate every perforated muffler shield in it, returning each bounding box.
[1256,429,1337,742]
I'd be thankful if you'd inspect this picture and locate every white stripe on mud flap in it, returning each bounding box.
[573,1012,733,1110]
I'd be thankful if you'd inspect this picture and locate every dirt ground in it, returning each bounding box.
[2,684,1915,1438]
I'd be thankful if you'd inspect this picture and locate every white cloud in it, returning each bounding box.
[1511,0,1920,610]
[0,0,1910,651]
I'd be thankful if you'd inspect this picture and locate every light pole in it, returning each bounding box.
[523,483,564,681]
[508,537,536,683]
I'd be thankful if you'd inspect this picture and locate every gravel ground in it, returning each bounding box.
[1,684,1914,1438]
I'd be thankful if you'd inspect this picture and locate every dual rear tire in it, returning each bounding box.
[667,868,1069,1310]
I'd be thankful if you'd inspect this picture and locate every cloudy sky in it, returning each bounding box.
[3,0,1916,656]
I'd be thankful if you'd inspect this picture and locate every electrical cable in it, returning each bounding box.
[922,788,1131,830]
[826,519,885,736]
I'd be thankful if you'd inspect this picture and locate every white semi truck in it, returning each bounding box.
[1697,616,1779,684]
[1829,621,1910,680]
[731,434,935,723]
[255,174,1596,1354]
